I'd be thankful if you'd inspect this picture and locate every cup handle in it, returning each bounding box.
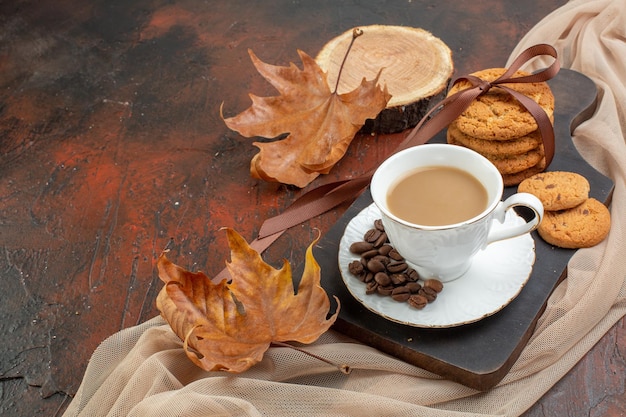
[486,193,544,245]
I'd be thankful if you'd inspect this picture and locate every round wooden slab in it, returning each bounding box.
[316,25,454,133]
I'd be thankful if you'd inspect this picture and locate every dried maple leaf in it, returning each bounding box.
[222,48,391,188]
[156,228,340,373]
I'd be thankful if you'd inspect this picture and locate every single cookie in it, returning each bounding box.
[538,198,611,248]
[447,136,545,179]
[502,157,547,187]
[518,171,590,211]
[447,119,548,156]
[447,68,555,140]
[489,147,545,175]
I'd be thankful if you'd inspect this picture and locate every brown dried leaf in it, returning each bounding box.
[223,49,390,187]
[156,228,339,372]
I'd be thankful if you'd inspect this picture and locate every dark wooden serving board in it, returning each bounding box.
[315,69,614,390]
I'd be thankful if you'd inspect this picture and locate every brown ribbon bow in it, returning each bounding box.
[216,43,560,280]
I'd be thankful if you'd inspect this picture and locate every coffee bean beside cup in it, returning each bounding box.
[370,144,543,282]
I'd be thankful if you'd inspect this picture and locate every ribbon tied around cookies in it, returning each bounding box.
[216,43,561,279]
[399,43,560,165]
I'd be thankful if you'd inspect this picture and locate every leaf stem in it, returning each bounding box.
[272,341,352,374]
[333,28,364,94]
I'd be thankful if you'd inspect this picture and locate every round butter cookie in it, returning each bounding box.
[447,136,543,174]
[448,137,546,185]
[447,119,548,156]
[502,157,546,187]
[538,198,611,248]
[447,68,555,140]
[518,171,590,211]
[483,148,544,175]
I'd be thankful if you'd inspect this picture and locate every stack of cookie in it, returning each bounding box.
[518,171,611,248]
[446,68,555,186]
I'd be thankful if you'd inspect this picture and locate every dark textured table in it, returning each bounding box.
[1,1,624,415]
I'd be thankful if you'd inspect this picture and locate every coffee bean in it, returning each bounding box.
[348,260,364,276]
[373,231,388,248]
[378,244,393,256]
[388,248,404,261]
[349,241,374,254]
[360,249,380,259]
[371,254,390,266]
[391,286,411,302]
[377,285,394,296]
[366,259,386,273]
[387,261,408,274]
[365,281,378,294]
[389,273,407,286]
[374,219,385,231]
[419,287,438,302]
[363,228,382,243]
[374,272,391,286]
[406,268,419,282]
[408,294,428,309]
[405,282,422,293]
[423,279,444,293]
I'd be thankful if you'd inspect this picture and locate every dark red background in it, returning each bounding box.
[1,0,624,415]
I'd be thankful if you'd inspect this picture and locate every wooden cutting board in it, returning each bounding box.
[315,69,614,390]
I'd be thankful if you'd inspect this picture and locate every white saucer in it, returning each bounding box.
[338,204,536,328]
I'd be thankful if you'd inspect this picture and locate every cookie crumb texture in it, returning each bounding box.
[445,68,554,186]
[448,68,555,140]
[447,120,543,156]
[538,198,611,248]
[518,171,590,211]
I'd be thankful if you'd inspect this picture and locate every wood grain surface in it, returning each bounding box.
[1,0,624,415]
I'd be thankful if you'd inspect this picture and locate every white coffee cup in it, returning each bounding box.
[370,144,543,282]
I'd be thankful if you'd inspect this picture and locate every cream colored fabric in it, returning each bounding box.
[64,1,626,415]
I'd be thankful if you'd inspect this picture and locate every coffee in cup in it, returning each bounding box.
[370,144,543,282]
[386,165,489,226]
